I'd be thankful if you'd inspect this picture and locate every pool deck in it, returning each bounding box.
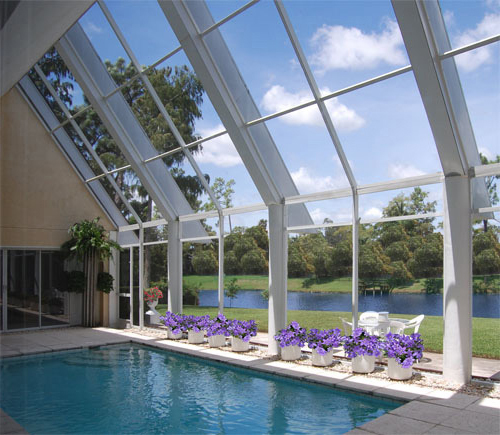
[1,327,499,435]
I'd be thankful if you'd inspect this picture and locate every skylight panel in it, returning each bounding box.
[331,72,441,185]
[78,3,139,86]
[204,0,252,25]
[253,105,350,196]
[212,0,314,109]
[282,0,410,93]
[101,0,180,67]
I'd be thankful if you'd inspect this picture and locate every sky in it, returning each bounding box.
[74,0,499,230]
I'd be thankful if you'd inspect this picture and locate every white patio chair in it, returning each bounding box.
[359,311,379,321]
[389,320,406,335]
[403,314,425,334]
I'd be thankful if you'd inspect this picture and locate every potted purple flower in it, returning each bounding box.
[343,328,381,373]
[160,312,184,340]
[184,314,210,344]
[228,319,257,352]
[382,333,424,380]
[206,314,231,348]
[307,328,342,366]
[274,321,307,361]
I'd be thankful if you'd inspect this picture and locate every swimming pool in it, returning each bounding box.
[0,344,400,434]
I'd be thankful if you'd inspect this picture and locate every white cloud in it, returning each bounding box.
[453,13,500,72]
[196,125,243,167]
[261,85,365,131]
[388,163,425,179]
[83,22,103,36]
[309,19,406,73]
[363,207,383,220]
[310,208,329,224]
[291,167,348,194]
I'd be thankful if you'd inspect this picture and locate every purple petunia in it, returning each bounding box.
[274,321,307,348]
[160,311,185,335]
[382,332,424,368]
[342,328,381,358]
[307,328,342,355]
[206,314,231,337]
[228,319,258,342]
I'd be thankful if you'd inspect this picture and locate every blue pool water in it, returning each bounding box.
[0,344,400,434]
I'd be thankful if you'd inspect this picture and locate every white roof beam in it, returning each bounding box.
[56,23,207,239]
[391,0,491,212]
[97,0,222,213]
[158,0,313,228]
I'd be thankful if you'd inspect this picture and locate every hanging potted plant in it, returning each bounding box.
[307,328,342,366]
[274,321,307,361]
[61,218,121,327]
[144,286,163,324]
[206,314,231,348]
[184,314,210,344]
[160,312,184,340]
[343,328,381,373]
[228,319,257,352]
[382,333,424,380]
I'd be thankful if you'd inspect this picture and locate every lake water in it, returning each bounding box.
[199,290,500,318]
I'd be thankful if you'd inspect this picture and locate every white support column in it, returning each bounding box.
[139,226,144,329]
[168,220,183,314]
[443,175,472,384]
[268,203,288,355]
[129,247,134,327]
[352,192,360,329]
[218,211,225,314]
[108,231,119,328]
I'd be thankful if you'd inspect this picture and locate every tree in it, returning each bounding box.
[240,249,267,274]
[192,249,218,275]
[225,278,240,308]
[202,177,236,232]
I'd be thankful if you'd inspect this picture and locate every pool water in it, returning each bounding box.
[0,344,400,434]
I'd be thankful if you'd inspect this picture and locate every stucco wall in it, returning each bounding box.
[0,87,115,248]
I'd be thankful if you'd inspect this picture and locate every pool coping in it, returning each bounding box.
[1,327,499,435]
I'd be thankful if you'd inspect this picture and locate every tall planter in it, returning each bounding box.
[83,249,98,327]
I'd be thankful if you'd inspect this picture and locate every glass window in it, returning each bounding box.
[7,251,39,330]
[41,251,69,326]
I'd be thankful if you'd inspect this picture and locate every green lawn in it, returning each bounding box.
[183,274,499,294]
[157,305,500,359]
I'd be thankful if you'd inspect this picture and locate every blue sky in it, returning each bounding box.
[76,0,499,229]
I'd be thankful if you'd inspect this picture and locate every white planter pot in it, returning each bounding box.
[352,354,376,373]
[167,329,183,340]
[280,345,302,361]
[145,299,161,324]
[387,358,413,380]
[231,337,250,352]
[188,330,205,344]
[208,334,226,348]
[311,349,333,366]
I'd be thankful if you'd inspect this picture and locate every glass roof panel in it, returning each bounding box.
[97,176,136,224]
[213,0,314,111]
[205,0,252,26]
[255,105,350,196]
[332,72,441,185]
[101,0,180,67]
[78,3,138,86]
[441,0,500,50]
[62,123,103,177]
[449,48,500,163]
[283,0,410,94]
[29,69,67,124]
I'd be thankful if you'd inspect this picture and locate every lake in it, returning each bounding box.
[198,290,500,318]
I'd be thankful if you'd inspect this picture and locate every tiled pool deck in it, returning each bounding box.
[1,327,499,435]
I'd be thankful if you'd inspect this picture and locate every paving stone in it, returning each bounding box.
[344,428,374,434]
[337,376,391,394]
[440,409,500,434]
[465,397,500,416]
[359,413,434,434]
[390,401,461,425]
[424,424,475,434]
[418,392,482,409]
